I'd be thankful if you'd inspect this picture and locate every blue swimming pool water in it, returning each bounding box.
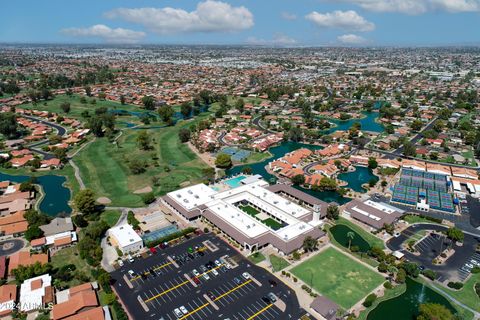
[224,176,246,188]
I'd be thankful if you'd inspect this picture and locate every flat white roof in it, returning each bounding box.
[109,224,142,248]
[207,200,269,238]
[167,183,217,211]
[20,274,51,312]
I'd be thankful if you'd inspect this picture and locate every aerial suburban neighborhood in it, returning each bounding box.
[0,1,480,320]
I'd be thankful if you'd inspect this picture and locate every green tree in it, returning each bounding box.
[403,141,417,157]
[60,102,71,113]
[180,102,193,118]
[446,227,464,242]
[120,95,126,105]
[178,128,191,143]
[158,105,174,124]
[141,96,155,110]
[410,119,423,132]
[136,131,151,150]
[74,189,97,215]
[0,113,19,138]
[347,231,355,249]
[417,303,454,320]
[326,205,339,220]
[215,153,232,168]
[25,225,44,241]
[302,236,318,252]
[241,167,253,175]
[291,174,305,185]
[368,157,378,169]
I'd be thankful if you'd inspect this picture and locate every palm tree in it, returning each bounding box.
[347,231,355,250]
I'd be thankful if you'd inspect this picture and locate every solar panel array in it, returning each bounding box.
[392,169,455,213]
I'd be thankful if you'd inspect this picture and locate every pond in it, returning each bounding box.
[338,166,378,193]
[325,111,384,134]
[329,224,371,252]
[0,172,71,216]
[367,277,457,320]
[226,141,351,204]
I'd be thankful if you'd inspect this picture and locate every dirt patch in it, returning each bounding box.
[97,197,112,204]
[133,186,152,194]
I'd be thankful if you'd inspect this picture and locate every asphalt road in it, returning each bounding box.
[111,233,307,320]
[21,115,67,160]
[387,223,480,282]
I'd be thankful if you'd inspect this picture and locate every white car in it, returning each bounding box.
[174,308,183,318]
[203,273,210,280]
[214,260,221,266]
[128,255,134,263]
[118,260,124,267]
[128,270,135,277]
[242,272,250,280]
[211,269,219,276]
[192,269,200,277]
[180,306,188,315]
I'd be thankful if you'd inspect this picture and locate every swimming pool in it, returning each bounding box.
[224,176,246,188]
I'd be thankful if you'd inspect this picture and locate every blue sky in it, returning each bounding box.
[1,0,479,46]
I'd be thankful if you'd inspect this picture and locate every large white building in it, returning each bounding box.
[163,178,327,254]
[109,224,143,254]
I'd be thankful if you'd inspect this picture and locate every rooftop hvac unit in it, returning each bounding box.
[176,194,181,198]
[194,195,199,199]
[188,190,193,194]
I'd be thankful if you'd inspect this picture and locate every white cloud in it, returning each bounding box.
[61,24,145,43]
[336,0,480,14]
[105,0,254,34]
[246,34,297,46]
[281,12,297,20]
[305,10,375,32]
[337,34,368,45]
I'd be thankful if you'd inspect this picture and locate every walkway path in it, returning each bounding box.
[69,159,85,190]
[427,280,480,319]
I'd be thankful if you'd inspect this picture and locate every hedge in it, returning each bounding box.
[146,227,197,248]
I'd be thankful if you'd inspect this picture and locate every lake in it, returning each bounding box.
[325,111,385,134]
[329,224,371,252]
[0,172,72,216]
[367,277,457,320]
[338,166,379,193]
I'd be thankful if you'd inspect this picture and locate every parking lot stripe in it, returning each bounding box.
[214,279,253,302]
[178,302,210,320]
[246,303,274,320]
[131,261,173,281]
[145,279,191,302]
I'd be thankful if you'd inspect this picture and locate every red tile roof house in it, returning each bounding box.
[8,252,49,276]
[0,284,17,317]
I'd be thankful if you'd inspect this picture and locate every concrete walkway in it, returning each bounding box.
[427,280,480,319]
[69,159,85,190]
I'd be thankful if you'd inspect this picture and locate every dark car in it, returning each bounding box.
[207,291,215,300]
[268,279,277,287]
[261,296,271,304]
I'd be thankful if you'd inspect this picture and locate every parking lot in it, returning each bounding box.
[458,252,480,281]
[111,233,308,320]
[387,223,480,282]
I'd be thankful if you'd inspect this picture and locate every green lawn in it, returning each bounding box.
[50,245,94,287]
[74,113,212,207]
[248,252,266,264]
[101,210,122,227]
[291,247,384,309]
[269,254,290,272]
[337,217,385,249]
[441,273,480,313]
[263,218,283,230]
[240,205,259,217]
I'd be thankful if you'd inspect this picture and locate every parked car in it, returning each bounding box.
[174,308,183,318]
[150,247,157,254]
[242,272,250,280]
[267,292,277,302]
[180,306,188,315]
[118,260,124,267]
[128,270,135,277]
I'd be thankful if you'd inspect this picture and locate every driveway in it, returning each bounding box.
[0,239,25,256]
[387,223,480,282]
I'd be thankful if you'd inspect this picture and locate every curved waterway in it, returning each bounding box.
[0,172,71,216]
[367,277,457,320]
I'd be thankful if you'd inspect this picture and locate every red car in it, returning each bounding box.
[192,277,200,285]
[149,247,157,254]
